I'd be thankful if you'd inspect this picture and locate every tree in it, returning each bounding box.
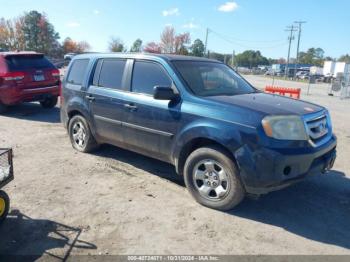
[234,50,269,68]
[76,41,91,53]
[174,32,190,55]
[21,11,60,55]
[62,37,78,53]
[190,39,205,57]
[143,42,161,53]
[130,38,142,52]
[160,26,175,53]
[62,37,90,53]
[159,26,191,54]
[338,54,350,63]
[298,47,325,66]
[109,37,124,52]
[0,16,25,51]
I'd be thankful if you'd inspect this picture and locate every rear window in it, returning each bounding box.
[96,59,126,89]
[5,55,55,71]
[67,59,89,85]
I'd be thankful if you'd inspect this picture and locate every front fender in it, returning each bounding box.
[172,119,255,166]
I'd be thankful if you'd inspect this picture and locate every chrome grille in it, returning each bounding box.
[304,112,331,147]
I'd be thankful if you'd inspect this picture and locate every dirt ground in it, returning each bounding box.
[0,75,349,258]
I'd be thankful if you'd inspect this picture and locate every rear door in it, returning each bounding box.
[122,60,182,160]
[86,58,129,144]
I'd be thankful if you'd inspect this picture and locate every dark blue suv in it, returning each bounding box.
[60,53,337,210]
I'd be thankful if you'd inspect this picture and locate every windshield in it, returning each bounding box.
[172,61,256,97]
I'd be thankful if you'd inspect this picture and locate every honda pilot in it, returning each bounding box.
[60,53,337,210]
[0,51,60,113]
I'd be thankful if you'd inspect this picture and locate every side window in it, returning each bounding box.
[132,61,171,95]
[97,59,126,89]
[67,59,89,85]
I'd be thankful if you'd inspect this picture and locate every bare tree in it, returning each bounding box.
[77,41,91,52]
[109,37,124,52]
[160,26,175,53]
[174,32,190,54]
[143,42,161,53]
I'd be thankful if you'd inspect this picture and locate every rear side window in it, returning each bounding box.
[96,59,126,89]
[5,55,55,71]
[67,59,89,85]
[132,61,171,95]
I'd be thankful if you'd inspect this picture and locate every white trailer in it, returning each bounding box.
[323,61,335,77]
[323,61,349,78]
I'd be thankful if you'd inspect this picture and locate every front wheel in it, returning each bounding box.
[0,190,10,224]
[40,96,58,109]
[184,146,245,211]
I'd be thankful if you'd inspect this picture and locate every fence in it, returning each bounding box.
[264,86,301,99]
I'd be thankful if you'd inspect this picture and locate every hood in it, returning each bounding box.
[205,92,323,116]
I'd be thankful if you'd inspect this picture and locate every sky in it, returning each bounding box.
[1,0,349,59]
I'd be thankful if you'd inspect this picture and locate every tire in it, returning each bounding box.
[40,96,58,109]
[0,190,10,224]
[68,115,98,153]
[183,146,245,211]
[0,102,7,114]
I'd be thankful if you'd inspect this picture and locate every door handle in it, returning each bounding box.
[124,103,138,110]
[86,95,95,102]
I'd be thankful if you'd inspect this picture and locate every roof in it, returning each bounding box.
[0,51,43,57]
[74,52,221,63]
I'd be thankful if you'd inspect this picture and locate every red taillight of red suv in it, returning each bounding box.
[0,72,25,86]
[1,72,25,81]
[51,69,60,79]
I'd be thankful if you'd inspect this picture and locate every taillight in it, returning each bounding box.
[51,69,60,78]
[1,72,25,81]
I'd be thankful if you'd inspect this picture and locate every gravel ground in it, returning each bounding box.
[0,75,349,258]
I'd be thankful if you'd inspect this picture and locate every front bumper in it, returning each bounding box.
[235,135,337,195]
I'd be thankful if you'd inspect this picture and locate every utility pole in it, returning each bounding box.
[285,25,297,78]
[204,28,210,58]
[294,21,307,78]
[231,50,235,68]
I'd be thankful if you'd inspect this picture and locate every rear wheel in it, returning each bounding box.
[0,190,10,224]
[68,115,98,153]
[184,146,245,211]
[40,96,58,109]
[0,102,7,114]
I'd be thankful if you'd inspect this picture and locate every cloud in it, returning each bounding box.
[218,2,238,12]
[183,22,199,29]
[93,10,100,15]
[66,22,80,28]
[162,7,180,17]
[164,23,173,27]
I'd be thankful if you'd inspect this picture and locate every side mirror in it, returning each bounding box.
[153,85,179,100]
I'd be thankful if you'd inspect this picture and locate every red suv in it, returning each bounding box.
[0,51,60,113]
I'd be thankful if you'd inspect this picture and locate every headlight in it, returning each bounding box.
[262,115,308,140]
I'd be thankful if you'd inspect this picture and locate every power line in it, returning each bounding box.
[208,29,288,49]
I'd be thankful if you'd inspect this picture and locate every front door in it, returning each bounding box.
[122,60,182,160]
